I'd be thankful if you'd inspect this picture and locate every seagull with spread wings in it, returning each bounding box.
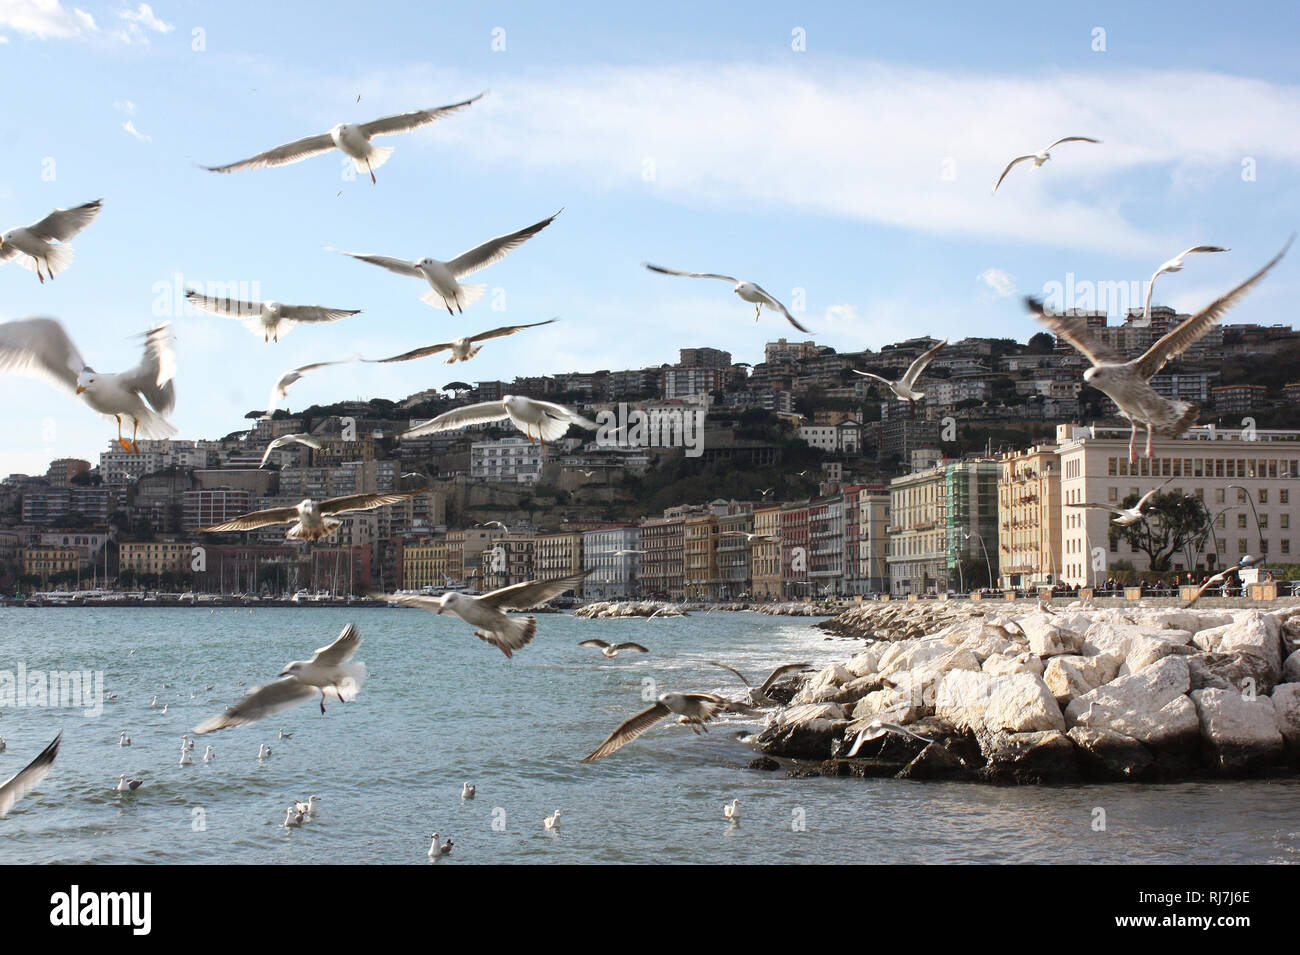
[201,94,483,182]
[264,359,354,416]
[580,691,754,762]
[844,720,933,756]
[0,733,61,818]
[367,319,557,365]
[400,395,598,449]
[578,639,649,658]
[0,200,103,283]
[853,339,947,406]
[186,289,360,343]
[330,210,561,314]
[644,263,811,332]
[193,623,367,734]
[375,570,592,657]
[259,433,323,468]
[1144,245,1230,318]
[993,136,1101,193]
[1066,477,1174,527]
[1028,239,1290,462]
[1180,555,1263,608]
[0,318,176,452]
[200,489,424,541]
[706,660,813,705]
[720,530,781,543]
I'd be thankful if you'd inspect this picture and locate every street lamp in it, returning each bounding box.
[1226,484,1264,567]
[964,532,993,592]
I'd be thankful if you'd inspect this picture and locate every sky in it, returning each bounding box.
[0,0,1298,474]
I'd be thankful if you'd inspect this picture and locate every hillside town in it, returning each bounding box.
[5,307,1300,601]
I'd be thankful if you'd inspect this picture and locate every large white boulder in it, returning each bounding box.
[1191,613,1284,689]
[1270,683,1300,749]
[1191,687,1285,773]
[878,636,951,678]
[935,669,1065,735]
[1064,656,1200,751]
[1044,653,1122,704]
[982,650,1044,676]
[1083,622,1192,662]
[845,645,886,678]
[1018,613,1084,658]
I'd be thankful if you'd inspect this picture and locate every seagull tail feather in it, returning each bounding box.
[1160,402,1201,438]
[356,144,394,172]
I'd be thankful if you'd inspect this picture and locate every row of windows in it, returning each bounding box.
[1107,456,1299,479]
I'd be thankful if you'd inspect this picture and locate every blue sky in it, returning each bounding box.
[1,0,1298,474]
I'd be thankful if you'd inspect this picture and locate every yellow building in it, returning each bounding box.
[535,532,583,579]
[997,445,1062,588]
[402,538,448,590]
[119,541,194,576]
[22,546,79,578]
[683,514,720,599]
[750,506,782,599]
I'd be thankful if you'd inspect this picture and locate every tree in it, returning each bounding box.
[1110,491,1210,572]
[1026,332,1056,355]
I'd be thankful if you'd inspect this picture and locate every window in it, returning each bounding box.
[1283,539,1291,555]
[1237,487,1248,503]
[1283,514,1290,529]
[1108,487,1118,502]
[1238,514,1248,529]
[1259,489,1268,504]
[1282,489,1290,505]
[1216,488,1225,504]
[1260,514,1269,528]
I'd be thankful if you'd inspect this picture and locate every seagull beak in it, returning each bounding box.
[75,385,86,394]
[278,669,290,676]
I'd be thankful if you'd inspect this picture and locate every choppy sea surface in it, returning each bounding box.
[0,607,1295,865]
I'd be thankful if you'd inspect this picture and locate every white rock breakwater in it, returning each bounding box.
[754,602,1300,783]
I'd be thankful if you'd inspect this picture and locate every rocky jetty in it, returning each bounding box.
[755,603,1300,784]
[573,600,688,619]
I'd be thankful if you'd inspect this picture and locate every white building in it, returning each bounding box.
[797,422,861,453]
[582,525,640,598]
[470,437,550,485]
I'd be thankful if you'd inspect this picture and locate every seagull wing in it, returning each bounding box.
[121,324,177,415]
[1180,245,1230,257]
[319,490,423,515]
[312,622,361,665]
[401,400,509,437]
[901,339,948,388]
[356,94,485,137]
[579,703,671,762]
[705,660,753,688]
[852,370,892,385]
[185,289,262,319]
[192,678,320,734]
[1135,476,1175,510]
[579,639,611,649]
[748,282,811,333]
[477,570,593,611]
[367,341,455,364]
[444,210,562,278]
[28,199,103,242]
[203,132,336,173]
[529,397,599,430]
[758,663,814,695]
[0,733,61,818]
[612,643,649,653]
[201,505,302,532]
[279,304,361,325]
[467,318,558,345]
[993,155,1034,193]
[1045,136,1102,149]
[1132,239,1291,381]
[1066,502,1127,516]
[1025,298,1122,366]
[643,263,739,283]
[0,317,85,393]
[328,249,424,278]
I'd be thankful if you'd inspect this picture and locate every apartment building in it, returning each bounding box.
[535,532,584,579]
[683,513,721,599]
[582,525,640,599]
[856,486,890,593]
[638,513,685,599]
[808,495,846,596]
[118,541,194,577]
[716,510,753,599]
[997,444,1063,589]
[22,546,79,579]
[750,506,782,599]
[471,436,552,485]
[887,459,999,595]
[779,502,810,599]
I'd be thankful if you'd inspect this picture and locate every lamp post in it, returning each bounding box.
[964,532,993,592]
[1226,484,1264,567]
[1193,502,1236,574]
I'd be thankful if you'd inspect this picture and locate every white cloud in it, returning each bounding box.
[977,267,1017,298]
[0,0,95,38]
[822,303,858,323]
[116,2,170,33]
[0,33,9,42]
[122,119,150,142]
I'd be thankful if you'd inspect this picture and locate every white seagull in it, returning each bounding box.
[1144,245,1231,318]
[706,660,814,706]
[294,795,319,817]
[185,289,360,343]
[723,799,740,822]
[199,489,425,541]
[1180,555,1263,609]
[993,137,1102,193]
[644,263,811,332]
[115,774,143,793]
[844,720,933,756]
[853,339,947,405]
[0,199,103,282]
[259,433,323,468]
[1066,477,1174,527]
[580,691,754,762]
[720,531,781,544]
[118,732,131,746]
[0,318,177,452]
[264,360,353,416]
[202,745,215,762]
[202,94,484,182]
[283,806,304,828]
[578,639,649,658]
[331,209,561,314]
[366,319,558,365]
[258,744,273,760]
[401,395,598,449]
[1029,239,1289,462]
[375,570,592,658]
[461,782,476,800]
[543,811,561,831]
[428,832,453,858]
[192,623,367,734]
[0,733,61,818]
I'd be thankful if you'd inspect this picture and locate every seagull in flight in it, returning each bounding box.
[186,289,360,343]
[1028,238,1290,462]
[331,210,561,314]
[200,489,425,541]
[373,570,592,658]
[844,720,933,756]
[264,359,354,416]
[720,531,781,544]
[644,263,811,332]
[706,660,813,706]
[0,318,176,453]
[853,339,947,406]
[1144,245,1231,318]
[580,691,754,762]
[193,623,367,733]
[578,639,649,658]
[259,433,323,468]
[0,200,103,283]
[1066,477,1174,527]
[201,94,483,182]
[400,395,598,449]
[993,136,1102,193]
[0,733,61,818]
[1180,555,1263,608]
[366,319,557,365]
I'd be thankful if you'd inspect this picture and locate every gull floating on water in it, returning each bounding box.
[580,692,754,762]
[178,748,192,766]
[544,810,561,831]
[278,730,293,740]
[366,319,558,365]
[199,489,424,541]
[374,570,591,658]
[259,433,323,468]
[461,782,476,799]
[115,774,143,793]
[853,339,947,407]
[258,744,273,760]
[283,806,304,828]
[1028,238,1290,462]
[294,795,319,817]
[1144,245,1230,318]
[0,733,61,818]
[0,318,176,452]
[0,199,102,282]
[331,209,561,313]
[202,745,215,762]
[185,289,360,343]
[1067,477,1174,527]
[723,799,740,822]
[644,263,811,333]
[401,395,598,450]
[578,639,649,658]
[264,360,353,417]
[428,832,453,858]
[993,136,1101,193]
[201,94,483,182]
[118,732,131,747]
[193,623,367,734]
